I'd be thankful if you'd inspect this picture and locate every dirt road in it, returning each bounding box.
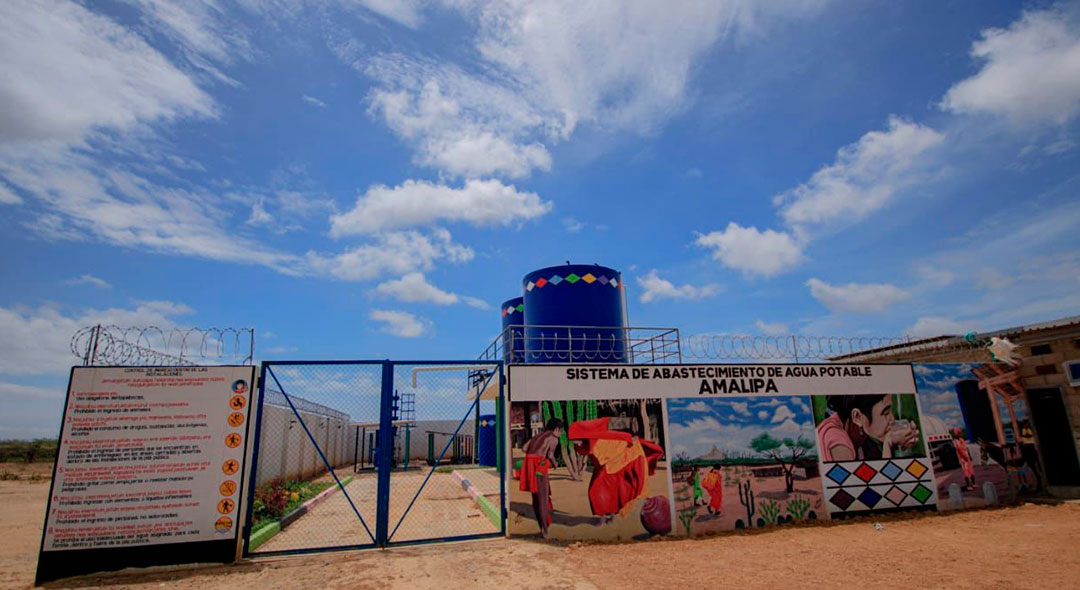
[5,476,1080,590]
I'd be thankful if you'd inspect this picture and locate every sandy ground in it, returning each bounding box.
[258,468,501,552]
[6,476,1080,590]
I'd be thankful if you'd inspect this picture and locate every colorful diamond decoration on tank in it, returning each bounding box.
[821,458,937,518]
[523,273,621,288]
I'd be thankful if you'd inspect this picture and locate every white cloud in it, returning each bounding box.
[730,401,750,416]
[373,272,487,308]
[941,5,1080,126]
[306,229,473,282]
[66,274,111,289]
[0,0,214,144]
[369,309,427,338]
[683,401,711,413]
[330,178,551,237]
[755,319,789,336]
[359,1,829,178]
[695,222,804,278]
[636,269,722,303]
[805,278,911,313]
[562,217,585,233]
[757,410,768,420]
[0,300,194,376]
[976,267,1014,290]
[126,0,253,68]
[247,199,273,226]
[0,381,64,400]
[915,263,955,288]
[904,316,978,339]
[771,405,795,423]
[775,117,944,226]
[302,94,327,108]
[1,151,299,271]
[0,182,21,204]
[356,0,426,29]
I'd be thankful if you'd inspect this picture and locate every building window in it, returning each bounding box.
[1031,344,1052,355]
[1035,364,1059,375]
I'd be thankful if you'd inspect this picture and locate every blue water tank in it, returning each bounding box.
[477,413,498,466]
[500,297,525,364]
[522,264,628,364]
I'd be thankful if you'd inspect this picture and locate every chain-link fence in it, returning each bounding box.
[244,360,503,556]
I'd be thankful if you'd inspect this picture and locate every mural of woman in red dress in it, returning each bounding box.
[701,466,724,515]
[568,417,664,524]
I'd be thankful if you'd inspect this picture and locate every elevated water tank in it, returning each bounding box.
[522,264,628,364]
[500,297,525,364]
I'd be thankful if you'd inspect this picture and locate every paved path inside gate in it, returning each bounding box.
[258,468,502,552]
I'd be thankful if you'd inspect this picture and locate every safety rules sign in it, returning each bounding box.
[36,365,257,584]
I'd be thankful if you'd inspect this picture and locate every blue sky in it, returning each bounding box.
[668,396,818,459]
[2,1,1080,438]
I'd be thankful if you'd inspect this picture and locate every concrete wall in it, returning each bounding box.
[253,403,357,488]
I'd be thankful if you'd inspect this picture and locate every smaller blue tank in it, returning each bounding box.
[500,297,525,364]
[477,413,497,466]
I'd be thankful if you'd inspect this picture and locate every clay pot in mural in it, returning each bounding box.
[640,495,671,535]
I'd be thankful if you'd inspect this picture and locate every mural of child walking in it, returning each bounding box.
[520,419,563,537]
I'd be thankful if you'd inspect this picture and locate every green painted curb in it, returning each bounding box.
[474,492,501,529]
[247,475,354,552]
[248,521,280,551]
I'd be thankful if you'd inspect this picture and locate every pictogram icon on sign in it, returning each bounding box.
[229,395,246,410]
[227,412,245,427]
[220,480,237,496]
[214,516,233,532]
[217,498,235,514]
[225,433,242,448]
[222,459,239,475]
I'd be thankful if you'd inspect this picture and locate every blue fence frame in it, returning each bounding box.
[242,359,505,556]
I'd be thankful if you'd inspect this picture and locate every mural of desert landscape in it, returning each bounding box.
[508,399,670,541]
[668,396,826,535]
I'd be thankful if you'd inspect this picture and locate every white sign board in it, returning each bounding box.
[37,366,256,582]
[510,363,916,401]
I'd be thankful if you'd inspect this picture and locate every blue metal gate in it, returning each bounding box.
[242,360,505,556]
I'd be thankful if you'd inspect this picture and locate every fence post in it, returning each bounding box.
[375,361,394,547]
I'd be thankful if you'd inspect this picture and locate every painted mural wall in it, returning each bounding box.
[507,363,1029,541]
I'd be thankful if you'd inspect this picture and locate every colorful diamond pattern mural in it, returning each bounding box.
[857,487,882,509]
[905,460,928,479]
[884,485,907,506]
[910,483,933,504]
[565,273,580,284]
[826,464,851,485]
[854,463,877,483]
[582,273,596,283]
[880,461,904,481]
[548,275,563,285]
[830,489,856,510]
[535,277,548,288]
[822,457,937,516]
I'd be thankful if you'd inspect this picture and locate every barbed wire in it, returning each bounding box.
[71,325,255,366]
[681,333,992,362]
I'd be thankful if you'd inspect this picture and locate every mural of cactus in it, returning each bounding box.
[737,479,755,528]
[674,486,696,535]
[786,495,811,521]
[759,499,782,526]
